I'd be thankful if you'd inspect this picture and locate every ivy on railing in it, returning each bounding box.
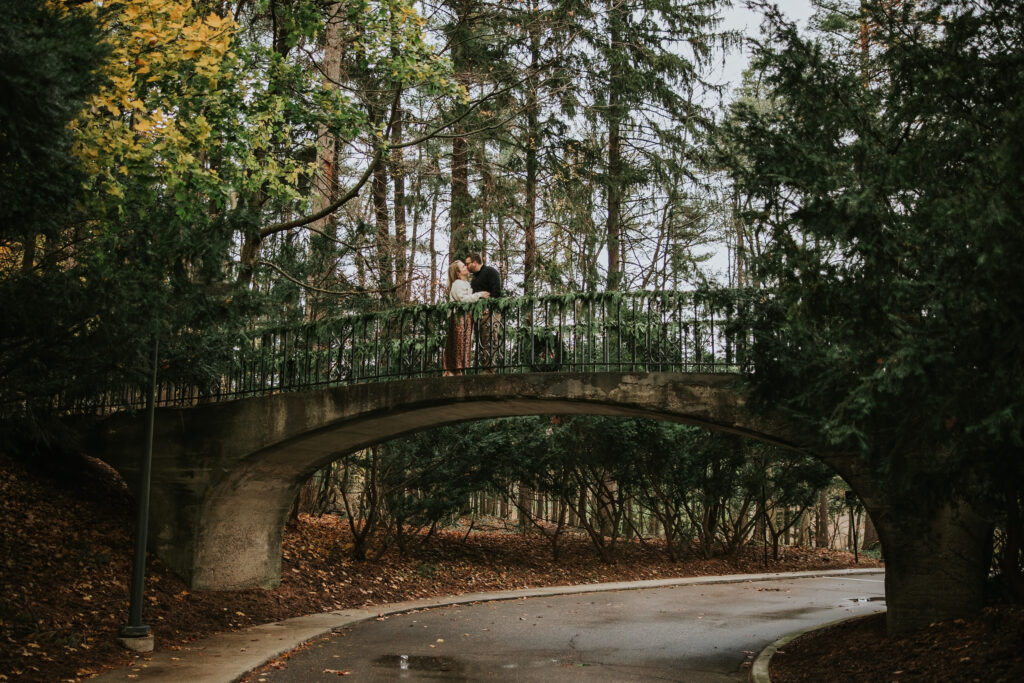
[73,289,751,411]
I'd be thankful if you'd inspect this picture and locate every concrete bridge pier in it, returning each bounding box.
[97,426,307,589]
[192,474,300,590]
[88,400,297,588]
[91,390,372,588]
[822,449,992,635]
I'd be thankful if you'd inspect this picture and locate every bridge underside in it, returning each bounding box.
[92,372,827,591]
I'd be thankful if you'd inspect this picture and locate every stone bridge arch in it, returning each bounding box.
[93,371,846,592]
[90,369,994,634]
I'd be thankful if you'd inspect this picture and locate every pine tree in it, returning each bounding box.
[721,0,1024,632]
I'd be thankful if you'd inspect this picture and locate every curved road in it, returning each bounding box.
[254,572,884,682]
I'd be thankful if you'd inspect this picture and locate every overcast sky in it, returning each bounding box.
[712,0,816,95]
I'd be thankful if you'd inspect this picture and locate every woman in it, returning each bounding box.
[443,260,489,376]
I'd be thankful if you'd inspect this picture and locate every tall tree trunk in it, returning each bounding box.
[238,202,264,288]
[448,0,475,258]
[604,1,624,291]
[356,221,367,289]
[309,2,344,318]
[21,235,36,273]
[390,104,408,302]
[372,150,392,302]
[478,148,491,260]
[409,144,424,302]
[450,135,471,257]
[523,7,540,295]
[497,214,507,285]
[816,489,830,548]
[598,477,617,538]
[429,184,439,303]
[797,511,810,547]
[732,188,747,288]
[755,502,766,553]
[517,484,533,532]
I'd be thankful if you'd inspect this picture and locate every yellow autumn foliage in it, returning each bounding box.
[61,0,463,219]
[67,0,236,205]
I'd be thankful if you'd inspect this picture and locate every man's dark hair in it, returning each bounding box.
[466,253,483,265]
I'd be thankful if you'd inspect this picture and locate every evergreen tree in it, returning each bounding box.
[721,0,1024,631]
[576,0,725,289]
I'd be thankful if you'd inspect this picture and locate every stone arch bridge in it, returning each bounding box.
[79,291,985,633]
[93,372,830,590]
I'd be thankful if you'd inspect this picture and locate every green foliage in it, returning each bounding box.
[630,422,832,559]
[720,1,1024,504]
[418,415,835,561]
[0,0,105,243]
[1,0,464,436]
[301,408,839,565]
[0,0,108,431]
[379,425,503,533]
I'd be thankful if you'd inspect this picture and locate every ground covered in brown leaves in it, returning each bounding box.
[770,606,1024,682]
[0,449,1016,682]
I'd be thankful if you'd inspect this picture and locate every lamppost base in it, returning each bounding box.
[118,625,154,653]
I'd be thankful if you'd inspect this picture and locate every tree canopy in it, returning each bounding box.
[720,0,1024,495]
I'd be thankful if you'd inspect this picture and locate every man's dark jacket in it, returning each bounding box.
[470,264,502,298]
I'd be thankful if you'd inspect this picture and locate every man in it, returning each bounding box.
[466,253,502,372]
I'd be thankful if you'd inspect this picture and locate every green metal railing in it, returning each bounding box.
[76,290,751,411]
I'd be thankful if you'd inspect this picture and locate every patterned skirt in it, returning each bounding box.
[443,312,473,374]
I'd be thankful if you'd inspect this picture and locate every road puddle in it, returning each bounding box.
[373,654,463,673]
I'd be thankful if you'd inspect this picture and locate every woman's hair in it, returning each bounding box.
[447,260,464,286]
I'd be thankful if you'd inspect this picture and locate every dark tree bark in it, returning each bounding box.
[816,489,830,548]
[448,0,476,259]
[873,500,990,635]
[372,148,392,301]
[603,0,624,291]
[390,105,408,302]
[522,7,540,295]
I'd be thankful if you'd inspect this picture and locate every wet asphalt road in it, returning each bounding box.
[253,572,885,682]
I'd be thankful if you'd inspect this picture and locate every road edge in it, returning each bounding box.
[749,611,883,683]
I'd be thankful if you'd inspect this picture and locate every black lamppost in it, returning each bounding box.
[845,489,859,564]
[119,337,159,651]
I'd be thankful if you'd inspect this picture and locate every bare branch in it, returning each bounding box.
[258,259,398,297]
[259,145,385,240]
